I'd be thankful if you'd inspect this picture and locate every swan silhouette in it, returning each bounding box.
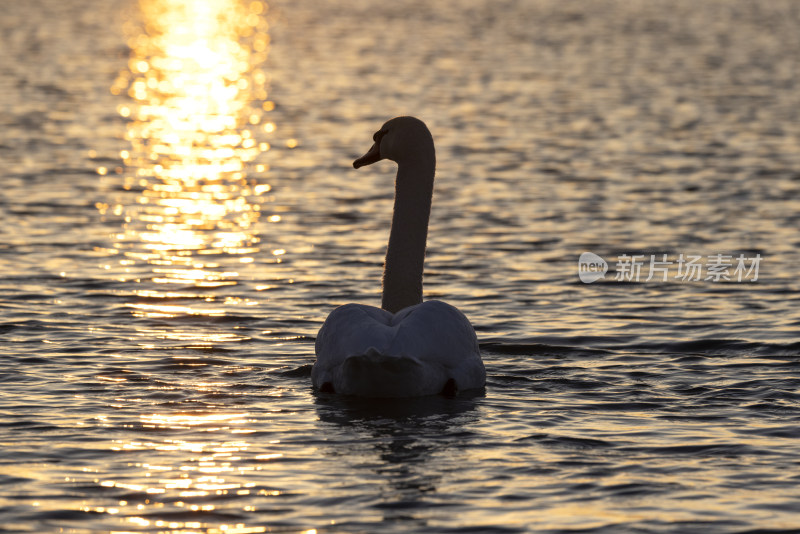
[312,116,486,397]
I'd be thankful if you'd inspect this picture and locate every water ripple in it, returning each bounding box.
[1,0,800,532]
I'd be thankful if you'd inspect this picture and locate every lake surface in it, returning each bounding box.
[1,0,800,532]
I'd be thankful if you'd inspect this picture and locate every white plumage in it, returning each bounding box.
[313,300,484,397]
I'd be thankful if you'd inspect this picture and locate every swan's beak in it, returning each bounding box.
[353,142,382,169]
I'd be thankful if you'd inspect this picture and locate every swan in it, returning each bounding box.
[311,116,486,397]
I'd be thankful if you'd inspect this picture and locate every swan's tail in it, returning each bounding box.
[337,348,436,397]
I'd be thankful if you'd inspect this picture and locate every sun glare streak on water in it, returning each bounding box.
[83,3,288,533]
[107,0,272,304]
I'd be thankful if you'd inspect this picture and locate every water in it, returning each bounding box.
[1,0,800,532]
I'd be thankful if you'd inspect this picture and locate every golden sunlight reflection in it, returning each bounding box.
[95,7,282,526]
[97,411,291,533]
[108,0,274,303]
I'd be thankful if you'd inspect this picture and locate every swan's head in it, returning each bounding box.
[353,116,434,169]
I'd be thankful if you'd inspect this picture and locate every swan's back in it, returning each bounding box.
[312,300,485,397]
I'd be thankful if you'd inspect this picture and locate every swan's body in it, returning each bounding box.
[312,117,485,397]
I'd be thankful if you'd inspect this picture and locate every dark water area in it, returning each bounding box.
[1,0,800,532]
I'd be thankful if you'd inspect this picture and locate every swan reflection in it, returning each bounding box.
[313,394,481,525]
[108,0,272,307]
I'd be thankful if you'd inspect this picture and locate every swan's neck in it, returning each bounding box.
[382,152,435,314]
